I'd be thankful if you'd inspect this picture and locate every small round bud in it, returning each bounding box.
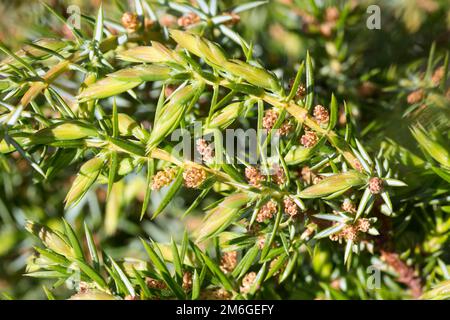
[369,177,384,194]
[257,235,266,249]
[407,89,424,104]
[431,66,444,86]
[342,199,356,214]
[288,79,306,99]
[256,200,277,223]
[196,139,214,163]
[313,105,330,124]
[353,159,363,172]
[356,218,370,233]
[278,121,293,136]
[272,164,286,185]
[182,272,193,291]
[300,130,318,148]
[151,168,177,190]
[262,109,279,131]
[121,12,140,33]
[220,251,238,274]
[325,7,339,22]
[183,167,207,188]
[283,197,299,217]
[177,12,200,28]
[299,166,317,185]
[245,166,265,187]
[319,22,333,38]
[146,277,166,289]
[342,225,358,241]
[240,272,257,294]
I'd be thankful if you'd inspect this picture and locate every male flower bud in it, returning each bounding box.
[369,177,384,194]
[407,89,424,104]
[183,167,207,188]
[121,12,140,33]
[262,109,278,131]
[220,251,238,274]
[263,109,293,136]
[177,12,200,28]
[146,277,166,289]
[299,166,316,185]
[272,164,286,185]
[431,66,444,86]
[342,198,356,214]
[313,105,329,124]
[245,166,265,187]
[289,79,306,99]
[257,235,266,249]
[325,7,340,22]
[257,200,277,223]
[283,197,299,217]
[182,272,193,291]
[200,289,231,300]
[300,130,319,148]
[159,14,177,27]
[278,121,293,136]
[240,272,257,294]
[329,219,371,242]
[151,167,177,190]
[356,218,371,233]
[196,139,214,163]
